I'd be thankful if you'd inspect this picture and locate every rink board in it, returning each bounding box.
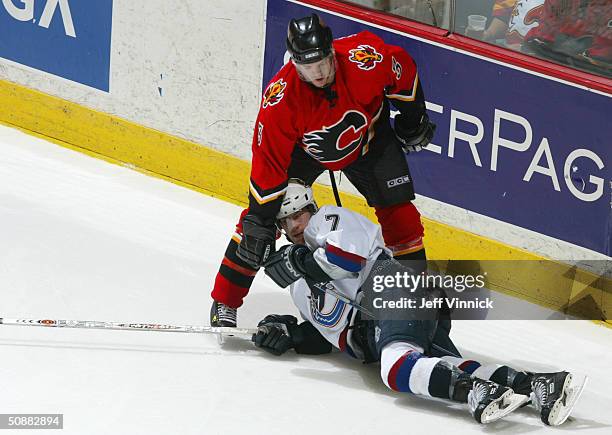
[0,0,113,91]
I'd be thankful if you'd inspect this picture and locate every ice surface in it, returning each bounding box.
[0,124,611,434]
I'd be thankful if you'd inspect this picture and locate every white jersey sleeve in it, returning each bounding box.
[303,205,388,280]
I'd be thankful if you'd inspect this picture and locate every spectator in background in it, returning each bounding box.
[581,5,611,70]
[484,0,545,49]
[481,0,610,75]
[525,0,611,74]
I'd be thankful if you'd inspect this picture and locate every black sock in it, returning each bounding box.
[490,366,532,395]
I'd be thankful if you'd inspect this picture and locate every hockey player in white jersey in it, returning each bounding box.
[253,179,586,426]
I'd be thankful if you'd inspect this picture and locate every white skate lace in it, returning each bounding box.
[468,381,490,413]
[217,304,237,324]
[532,380,549,411]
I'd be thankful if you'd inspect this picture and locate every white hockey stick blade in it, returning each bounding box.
[480,391,530,424]
[546,374,588,426]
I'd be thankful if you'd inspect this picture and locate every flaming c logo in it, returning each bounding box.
[302,110,368,166]
[262,79,287,108]
[349,45,383,70]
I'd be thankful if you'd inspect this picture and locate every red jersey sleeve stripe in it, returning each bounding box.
[325,242,366,273]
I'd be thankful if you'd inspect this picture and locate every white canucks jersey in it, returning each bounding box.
[288,205,390,357]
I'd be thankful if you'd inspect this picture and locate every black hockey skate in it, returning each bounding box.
[531,371,587,426]
[468,378,530,424]
[210,300,237,327]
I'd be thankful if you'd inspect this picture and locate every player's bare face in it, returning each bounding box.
[280,208,312,245]
[294,55,335,88]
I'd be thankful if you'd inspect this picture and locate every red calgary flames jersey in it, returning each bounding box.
[249,31,421,218]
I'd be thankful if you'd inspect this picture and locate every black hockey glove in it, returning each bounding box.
[236,214,277,268]
[252,314,297,356]
[394,113,436,153]
[264,245,332,288]
[264,244,309,288]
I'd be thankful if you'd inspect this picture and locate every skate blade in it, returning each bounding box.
[480,392,530,424]
[547,374,588,426]
[216,332,225,345]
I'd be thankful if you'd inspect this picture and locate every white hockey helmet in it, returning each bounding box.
[277,179,318,220]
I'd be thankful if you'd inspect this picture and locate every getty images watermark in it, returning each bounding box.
[359,259,611,321]
[358,259,493,321]
[370,269,490,310]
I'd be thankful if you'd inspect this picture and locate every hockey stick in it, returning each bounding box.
[311,283,375,319]
[328,170,342,207]
[0,317,256,338]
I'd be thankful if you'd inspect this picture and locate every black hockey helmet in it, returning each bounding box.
[286,14,333,64]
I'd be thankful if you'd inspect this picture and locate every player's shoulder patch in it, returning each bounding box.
[348,44,384,71]
[340,32,385,71]
[262,77,287,109]
[261,63,303,110]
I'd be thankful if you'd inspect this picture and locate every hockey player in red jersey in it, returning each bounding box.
[210,14,436,327]
[253,180,587,426]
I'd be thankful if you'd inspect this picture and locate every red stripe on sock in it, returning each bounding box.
[387,351,414,391]
[222,257,257,277]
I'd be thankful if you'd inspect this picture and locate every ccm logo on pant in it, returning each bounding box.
[387,175,411,188]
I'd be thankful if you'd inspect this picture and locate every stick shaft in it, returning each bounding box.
[315,285,375,318]
[328,170,342,207]
[0,317,256,337]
